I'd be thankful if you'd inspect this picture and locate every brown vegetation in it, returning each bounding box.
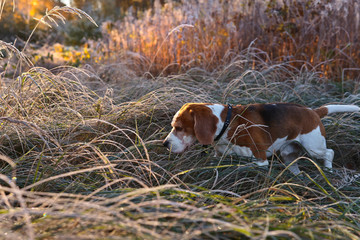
[93,0,360,79]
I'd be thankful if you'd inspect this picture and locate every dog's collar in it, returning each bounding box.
[214,104,232,141]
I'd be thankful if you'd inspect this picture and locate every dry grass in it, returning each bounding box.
[93,0,360,79]
[0,54,359,239]
[0,1,360,240]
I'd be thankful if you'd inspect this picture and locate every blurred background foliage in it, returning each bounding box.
[0,0,63,43]
[65,0,167,45]
[0,0,164,45]
[70,0,165,20]
[1,0,360,80]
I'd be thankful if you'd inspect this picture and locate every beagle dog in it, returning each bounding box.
[163,103,359,175]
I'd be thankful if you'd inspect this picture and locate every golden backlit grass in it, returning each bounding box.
[94,0,360,79]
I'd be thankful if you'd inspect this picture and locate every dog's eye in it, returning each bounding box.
[175,126,183,131]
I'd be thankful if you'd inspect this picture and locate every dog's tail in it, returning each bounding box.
[314,105,360,118]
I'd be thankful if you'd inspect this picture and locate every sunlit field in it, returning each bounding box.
[0,0,360,239]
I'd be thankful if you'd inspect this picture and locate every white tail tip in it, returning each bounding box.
[326,105,360,114]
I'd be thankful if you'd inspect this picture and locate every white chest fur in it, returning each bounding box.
[206,104,225,137]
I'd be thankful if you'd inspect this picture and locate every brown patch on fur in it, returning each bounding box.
[226,103,324,160]
[314,106,329,118]
[173,103,219,145]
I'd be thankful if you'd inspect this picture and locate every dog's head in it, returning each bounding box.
[163,103,219,153]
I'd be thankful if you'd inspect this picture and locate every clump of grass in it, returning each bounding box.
[1,174,360,239]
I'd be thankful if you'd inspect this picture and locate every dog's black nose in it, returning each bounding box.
[163,140,170,148]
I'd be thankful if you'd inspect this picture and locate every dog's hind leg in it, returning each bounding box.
[300,126,334,172]
[280,143,301,175]
[303,142,334,171]
[323,149,334,169]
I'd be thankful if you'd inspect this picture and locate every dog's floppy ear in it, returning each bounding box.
[192,108,218,145]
